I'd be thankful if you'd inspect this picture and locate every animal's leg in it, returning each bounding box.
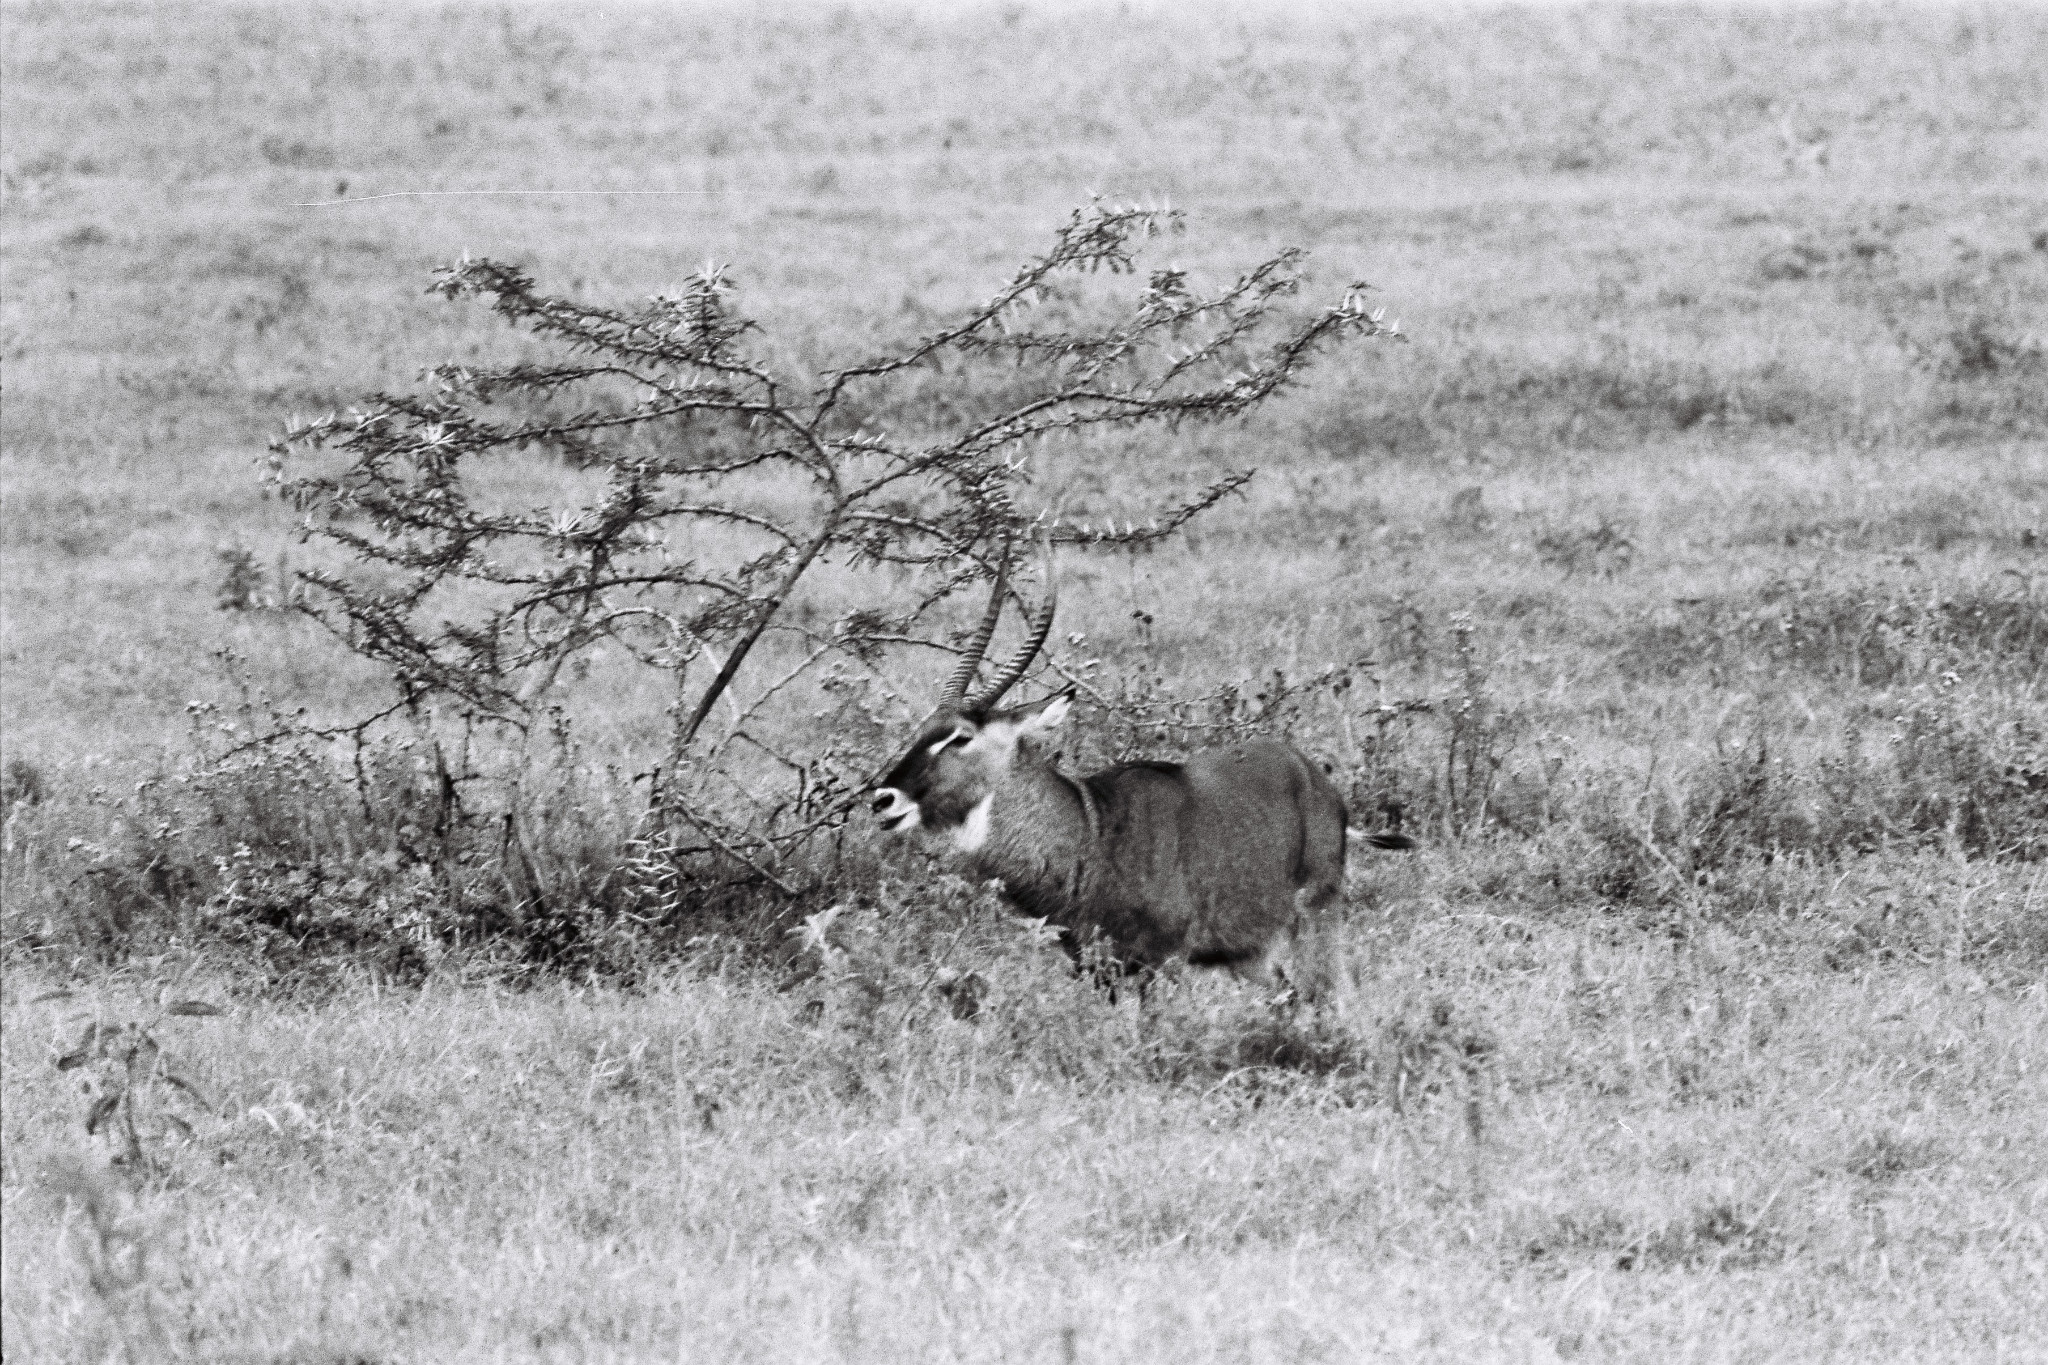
[1231,930,1303,1007]
[1289,760,1350,1007]
[1059,927,1149,1004]
[1284,880,1345,1006]
[1118,957,1159,1007]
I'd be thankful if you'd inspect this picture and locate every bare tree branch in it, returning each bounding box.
[270,205,1398,896]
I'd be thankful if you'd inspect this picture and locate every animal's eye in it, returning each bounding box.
[926,729,968,757]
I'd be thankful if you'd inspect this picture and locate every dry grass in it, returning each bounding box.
[5,884,2045,1362]
[3,2,2046,1360]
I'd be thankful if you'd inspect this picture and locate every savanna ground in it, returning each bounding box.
[3,3,2047,1360]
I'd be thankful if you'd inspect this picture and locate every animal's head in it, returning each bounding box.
[872,538,1060,842]
[873,692,1072,837]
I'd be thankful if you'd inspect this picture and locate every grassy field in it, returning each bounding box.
[4,2,2047,1360]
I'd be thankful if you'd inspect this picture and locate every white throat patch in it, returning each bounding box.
[952,794,995,853]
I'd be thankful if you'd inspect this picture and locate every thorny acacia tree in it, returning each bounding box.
[272,205,1398,888]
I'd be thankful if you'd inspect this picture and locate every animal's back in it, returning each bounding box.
[1087,740,1345,968]
[1181,739,1347,892]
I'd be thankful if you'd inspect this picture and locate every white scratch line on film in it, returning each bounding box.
[293,190,732,208]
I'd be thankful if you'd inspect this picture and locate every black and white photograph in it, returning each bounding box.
[3,1,2044,1359]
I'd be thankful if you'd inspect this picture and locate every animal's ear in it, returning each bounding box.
[1011,689,1073,739]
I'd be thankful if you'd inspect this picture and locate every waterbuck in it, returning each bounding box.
[871,545,1413,1000]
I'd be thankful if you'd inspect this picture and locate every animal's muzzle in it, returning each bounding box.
[871,788,920,833]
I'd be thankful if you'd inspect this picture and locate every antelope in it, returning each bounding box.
[871,544,1413,1001]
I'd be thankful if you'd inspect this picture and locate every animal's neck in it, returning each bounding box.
[966,757,1095,916]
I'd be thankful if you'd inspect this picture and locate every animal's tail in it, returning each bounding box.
[1348,829,1417,851]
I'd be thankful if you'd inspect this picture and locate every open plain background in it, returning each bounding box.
[3,3,2046,1361]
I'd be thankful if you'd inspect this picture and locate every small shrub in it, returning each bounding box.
[46,990,220,1169]
[213,545,267,611]
[1912,316,2044,380]
[1442,484,1490,536]
[41,682,691,977]
[1439,614,1519,838]
[1535,517,1636,578]
[1522,1198,1783,1274]
[1884,686,2048,857]
[1842,1130,1945,1181]
[1622,1200,1784,1272]
[1758,238,1832,282]
[4,756,47,809]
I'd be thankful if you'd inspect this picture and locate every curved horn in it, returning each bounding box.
[967,538,1057,712]
[938,533,1012,711]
